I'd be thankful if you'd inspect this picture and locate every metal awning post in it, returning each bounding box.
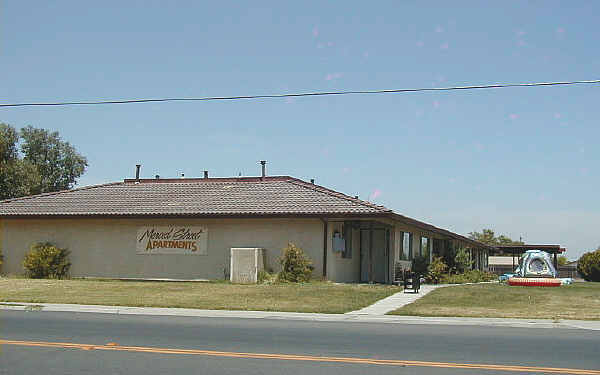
[368,222,373,283]
[512,249,515,270]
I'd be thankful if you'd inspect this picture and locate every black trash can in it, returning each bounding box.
[403,271,421,293]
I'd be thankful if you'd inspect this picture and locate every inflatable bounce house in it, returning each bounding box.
[500,250,572,287]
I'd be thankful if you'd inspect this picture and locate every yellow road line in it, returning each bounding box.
[1,339,598,374]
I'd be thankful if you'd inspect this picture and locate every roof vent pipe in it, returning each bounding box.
[181,173,185,178]
[203,170,209,179]
[310,179,315,184]
[135,164,141,181]
[260,160,266,179]
[155,174,160,179]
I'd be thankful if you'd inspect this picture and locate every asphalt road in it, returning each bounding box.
[0,310,598,375]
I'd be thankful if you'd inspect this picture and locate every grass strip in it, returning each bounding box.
[0,277,400,314]
[389,282,600,320]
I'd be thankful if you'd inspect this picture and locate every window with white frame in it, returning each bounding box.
[420,236,430,260]
[400,232,413,260]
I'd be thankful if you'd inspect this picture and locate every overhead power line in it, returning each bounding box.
[1,79,599,108]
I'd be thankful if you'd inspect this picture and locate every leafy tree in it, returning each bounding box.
[468,229,523,254]
[0,123,40,200]
[468,229,497,245]
[558,255,568,266]
[0,123,87,199]
[577,249,600,282]
[0,123,19,162]
[497,235,518,245]
[454,247,472,273]
[0,159,39,200]
[20,126,87,194]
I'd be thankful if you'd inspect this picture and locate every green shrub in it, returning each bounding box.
[441,270,497,284]
[411,255,429,276]
[277,242,314,283]
[454,247,472,273]
[426,256,448,284]
[257,270,276,284]
[558,255,568,266]
[442,243,457,271]
[23,242,71,279]
[577,250,600,282]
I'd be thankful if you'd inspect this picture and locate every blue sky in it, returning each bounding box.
[1,1,598,259]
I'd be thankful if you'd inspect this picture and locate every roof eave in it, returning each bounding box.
[0,212,392,220]
[387,212,492,249]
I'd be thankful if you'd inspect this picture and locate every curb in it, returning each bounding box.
[1,302,598,331]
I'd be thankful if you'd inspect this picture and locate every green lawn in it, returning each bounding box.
[389,282,600,320]
[0,277,400,314]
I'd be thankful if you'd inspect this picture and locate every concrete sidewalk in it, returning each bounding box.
[347,282,499,315]
[346,284,444,315]
[1,302,598,331]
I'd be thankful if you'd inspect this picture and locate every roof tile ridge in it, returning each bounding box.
[285,178,391,212]
[123,176,295,183]
[0,181,125,204]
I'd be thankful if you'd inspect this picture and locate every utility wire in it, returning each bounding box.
[1,79,599,108]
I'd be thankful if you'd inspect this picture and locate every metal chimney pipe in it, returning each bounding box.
[135,164,141,181]
[310,179,315,184]
[181,173,185,178]
[203,170,209,179]
[155,174,160,179]
[260,160,266,178]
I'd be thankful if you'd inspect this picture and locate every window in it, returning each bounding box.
[421,236,430,260]
[397,231,404,260]
[342,222,352,259]
[402,232,412,260]
[398,231,406,261]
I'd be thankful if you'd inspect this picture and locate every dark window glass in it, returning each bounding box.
[342,223,352,259]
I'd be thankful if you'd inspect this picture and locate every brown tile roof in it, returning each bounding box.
[0,175,491,248]
[0,176,390,217]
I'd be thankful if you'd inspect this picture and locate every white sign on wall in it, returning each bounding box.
[136,226,208,255]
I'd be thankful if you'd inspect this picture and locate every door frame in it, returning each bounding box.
[358,222,391,284]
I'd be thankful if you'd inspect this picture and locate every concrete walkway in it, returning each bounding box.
[347,282,498,315]
[346,284,445,315]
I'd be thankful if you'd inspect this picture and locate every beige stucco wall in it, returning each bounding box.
[391,222,440,261]
[0,219,4,273]
[0,215,486,281]
[326,221,361,283]
[325,218,454,284]
[0,217,326,280]
[390,222,482,265]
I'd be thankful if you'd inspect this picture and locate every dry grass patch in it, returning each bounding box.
[0,277,400,314]
[389,282,600,320]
